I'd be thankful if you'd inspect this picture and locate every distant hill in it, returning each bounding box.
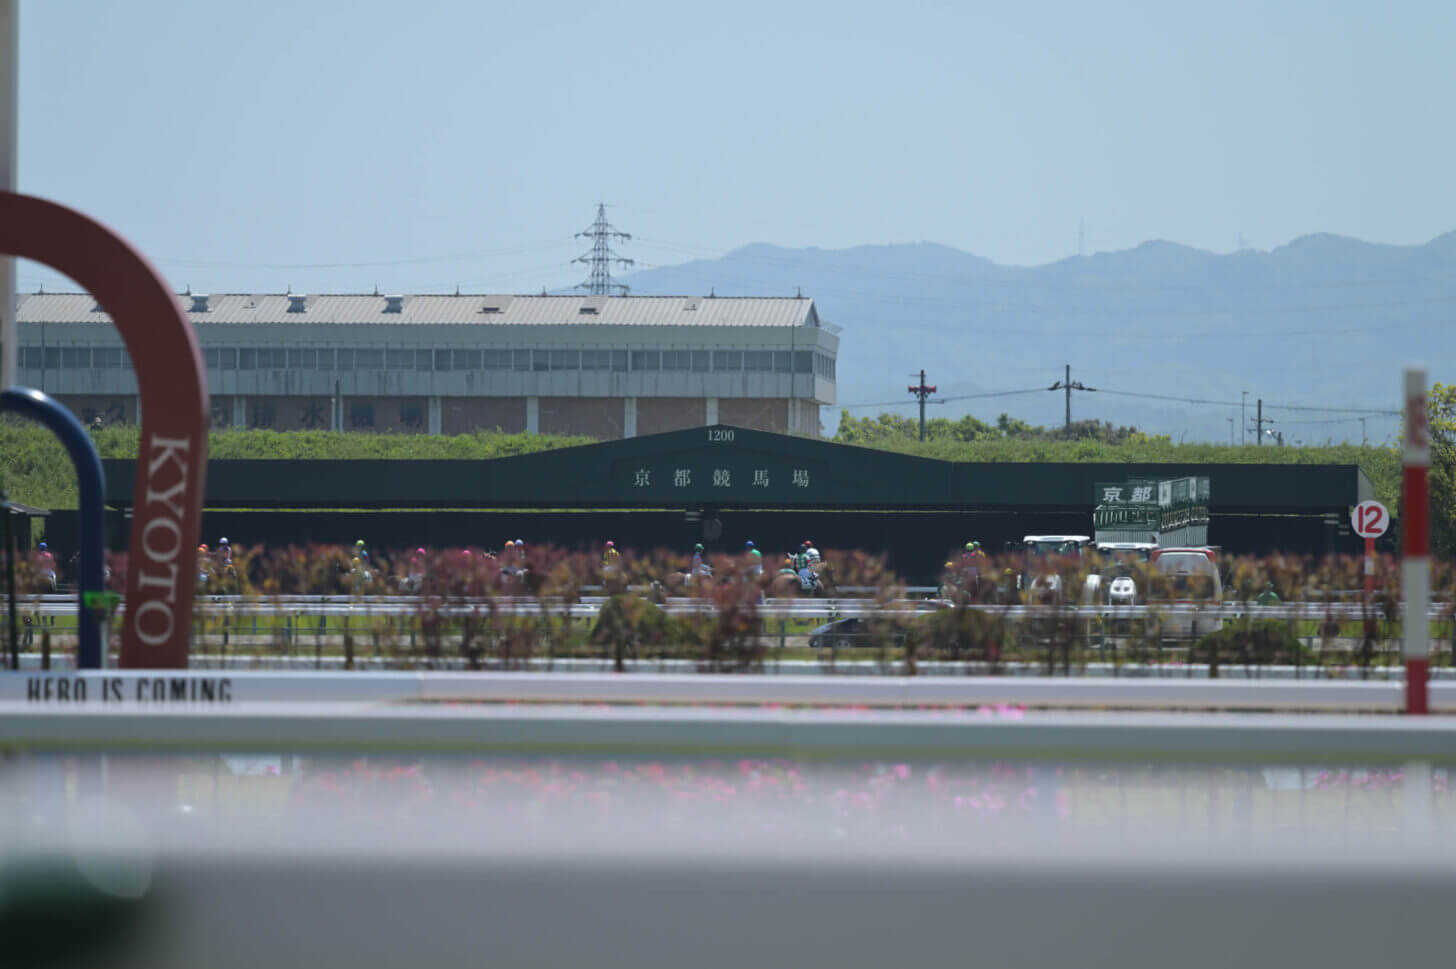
[619,233,1456,443]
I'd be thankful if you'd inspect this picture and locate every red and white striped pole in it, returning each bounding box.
[1402,367,1430,715]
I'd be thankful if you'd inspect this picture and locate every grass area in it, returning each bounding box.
[0,420,593,509]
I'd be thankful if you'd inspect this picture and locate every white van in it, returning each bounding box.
[1018,535,1092,600]
[1148,547,1223,640]
[1087,542,1158,606]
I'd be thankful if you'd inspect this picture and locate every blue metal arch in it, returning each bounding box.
[2,387,106,668]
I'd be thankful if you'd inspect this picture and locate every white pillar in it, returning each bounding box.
[623,397,637,438]
[526,396,540,434]
[428,395,442,435]
[705,396,719,426]
[233,396,246,429]
[0,1,17,390]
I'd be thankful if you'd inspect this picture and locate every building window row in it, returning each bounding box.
[20,347,133,370]
[21,346,836,378]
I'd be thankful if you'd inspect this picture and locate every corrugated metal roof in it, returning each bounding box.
[17,293,820,327]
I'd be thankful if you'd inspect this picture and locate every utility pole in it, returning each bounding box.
[1048,364,1094,430]
[573,203,634,296]
[0,1,17,391]
[907,369,937,442]
[1227,417,1234,445]
[1249,398,1275,445]
[1359,416,1367,447]
[1241,391,1247,446]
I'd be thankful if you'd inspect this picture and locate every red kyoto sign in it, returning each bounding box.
[0,193,208,667]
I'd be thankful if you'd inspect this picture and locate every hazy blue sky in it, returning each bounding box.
[15,0,1456,295]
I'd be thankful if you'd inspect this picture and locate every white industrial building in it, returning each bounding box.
[14,293,837,438]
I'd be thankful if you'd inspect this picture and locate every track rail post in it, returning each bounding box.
[1402,367,1430,714]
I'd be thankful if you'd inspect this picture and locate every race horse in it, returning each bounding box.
[767,560,836,598]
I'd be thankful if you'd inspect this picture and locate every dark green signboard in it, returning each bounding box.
[611,437,830,503]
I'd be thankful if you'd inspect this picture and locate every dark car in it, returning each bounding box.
[807,615,922,650]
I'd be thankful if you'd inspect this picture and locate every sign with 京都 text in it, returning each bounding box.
[611,428,827,501]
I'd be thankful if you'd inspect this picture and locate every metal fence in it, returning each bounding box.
[7,590,1453,677]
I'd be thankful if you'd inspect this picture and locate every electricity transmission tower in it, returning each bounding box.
[573,203,634,295]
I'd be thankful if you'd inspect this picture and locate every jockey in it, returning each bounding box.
[218,537,233,566]
[34,542,57,590]
[777,555,798,577]
[691,543,707,575]
[939,560,958,597]
[603,540,621,568]
[408,547,427,584]
[794,541,813,570]
[196,544,210,584]
[804,539,821,564]
[745,540,762,575]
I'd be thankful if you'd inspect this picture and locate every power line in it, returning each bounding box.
[1262,402,1402,415]
[1093,386,1398,415]
[151,240,569,270]
[1092,388,1245,407]
[840,386,1048,409]
[1275,415,1391,427]
[937,388,1049,403]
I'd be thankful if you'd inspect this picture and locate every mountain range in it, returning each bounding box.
[619,232,1456,444]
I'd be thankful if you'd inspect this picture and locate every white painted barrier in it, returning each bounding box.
[4,700,1456,762]
[4,669,1453,712]
[14,592,1450,621]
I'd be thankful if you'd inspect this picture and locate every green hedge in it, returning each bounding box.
[0,421,593,509]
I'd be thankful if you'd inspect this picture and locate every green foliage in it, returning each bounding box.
[0,419,592,509]
[1192,619,1313,668]
[834,410,1400,513]
[1423,382,1456,559]
[835,410,1152,446]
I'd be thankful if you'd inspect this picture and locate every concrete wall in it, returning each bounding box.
[54,395,137,426]
[247,396,336,431]
[540,398,625,439]
[16,321,837,406]
[441,397,526,435]
[719,398,789,434]
[637,397,707,436]
[341,397,429,434]
[50,391,806,438]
